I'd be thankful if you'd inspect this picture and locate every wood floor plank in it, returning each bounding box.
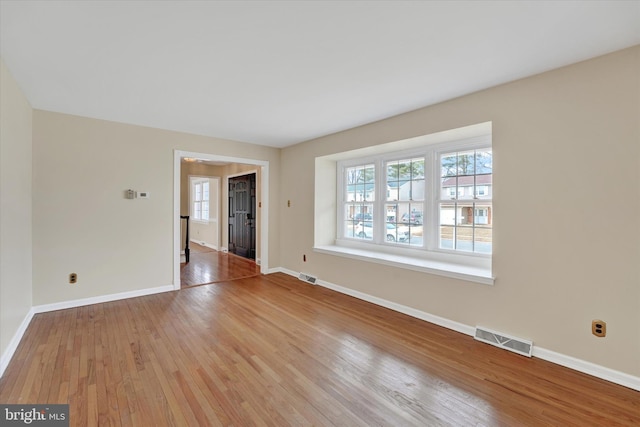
[180,245,260,287]
[2,272,639,426]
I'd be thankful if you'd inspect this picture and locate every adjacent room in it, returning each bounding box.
[1,1,639,425]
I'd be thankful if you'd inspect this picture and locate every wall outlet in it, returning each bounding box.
[69,273,77,284]
[592,320,606,337]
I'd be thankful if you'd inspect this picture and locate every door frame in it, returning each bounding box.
[173,150,270,290]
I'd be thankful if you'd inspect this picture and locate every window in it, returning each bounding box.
[439,148,492,254]
[343,163,375,238]
[338,137,492,256]
[192,179,210,221]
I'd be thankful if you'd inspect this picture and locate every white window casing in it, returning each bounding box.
[328,131,493,284]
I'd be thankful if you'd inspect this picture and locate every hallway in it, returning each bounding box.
[180,242,261,288]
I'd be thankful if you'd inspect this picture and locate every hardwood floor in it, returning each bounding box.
[1,273,639,426]
[181,243,260,287]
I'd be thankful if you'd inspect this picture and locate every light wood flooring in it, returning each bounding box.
[1,273,639,426]
[180,243,260,288]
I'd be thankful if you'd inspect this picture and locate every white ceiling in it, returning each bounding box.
[1,1,639,148]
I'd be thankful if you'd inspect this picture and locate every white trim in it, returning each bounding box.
[533,347,640,392]
[0,308,36,378]
[190,239,218,251]
[174,153,182,289]
[32,284,175,314]
[1,284,174,378]
[276,268,640,392]
[277,267,473,336]
[174,150,270,290]
[314,244,493,285]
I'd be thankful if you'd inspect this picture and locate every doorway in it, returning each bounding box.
[228,173,257,260]
[173,150,269,291]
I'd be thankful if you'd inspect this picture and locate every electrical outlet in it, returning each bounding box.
[592,320,606,337]
[69,273,77,284]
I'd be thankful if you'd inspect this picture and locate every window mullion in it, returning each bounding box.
[426,150,438,251]
[375,158,385,244]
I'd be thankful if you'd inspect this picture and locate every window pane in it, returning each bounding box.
[202,201,209,221]
[399,203,423,225]
[476,174,492,199]
[385,204,398,223]
[457,150,475,176]
[440,202,492,253]
[202,182,210,201]
[387,158,425,202]
[194,201,201,220]
[344,205,358,238]
[474,202,492,254]
[458,176,475,200]
[354,221,374,240]
[475,149,492,175]
[195,183,202,201]
[345,204,374,240]
[441,153,457,177]
[386,209,423,247]
[439,202,455,249]
[346,164,375,202]
[449,202,473,251]
[456,224,474,252]
[441,149,492,205]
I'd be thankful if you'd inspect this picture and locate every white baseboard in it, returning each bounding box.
[533,347,640,391]
[0,308,36,378]
[1,284,174,379]
[32,284,175,314]
[189,239,218,251]
[275,268,640,392]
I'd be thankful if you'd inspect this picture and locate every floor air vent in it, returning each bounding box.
[298,273,317,285]
[474,326,533,357]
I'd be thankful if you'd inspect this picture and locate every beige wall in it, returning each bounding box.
[0,59,33,361]
[280,46,640,376]
[4,46,638,382]
[32,111,280,305]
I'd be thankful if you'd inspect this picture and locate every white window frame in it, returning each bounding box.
[313,122,493,285]
[190,177,210,223]
[433,143,492,255]
[335,135,492,271]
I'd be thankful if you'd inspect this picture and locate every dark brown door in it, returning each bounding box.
[228,173,256,260]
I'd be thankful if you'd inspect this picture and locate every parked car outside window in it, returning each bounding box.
[353,213,373,222]
[354,221,409,242]
[401,212,422,225]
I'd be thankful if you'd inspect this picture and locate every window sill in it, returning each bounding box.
[313,244,494,285]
